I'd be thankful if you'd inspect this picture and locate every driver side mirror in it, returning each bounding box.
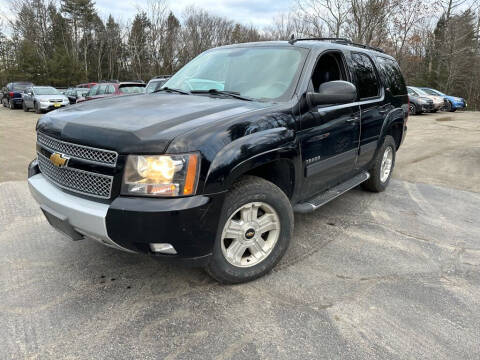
[306,80,357,107]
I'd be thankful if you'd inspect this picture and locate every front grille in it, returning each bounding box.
[37,152,113,199]
[49,99,63,103]
[37,132,118,167]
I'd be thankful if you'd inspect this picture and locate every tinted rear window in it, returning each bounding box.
[12,83,32,91]
[119,85,146,94]
[376,57,407,96]
[351,53,379,99]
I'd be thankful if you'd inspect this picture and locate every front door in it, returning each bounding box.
[298,51,361,199]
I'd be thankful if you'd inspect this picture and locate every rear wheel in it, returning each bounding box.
[206,176,294,284]
[362,135,396,193]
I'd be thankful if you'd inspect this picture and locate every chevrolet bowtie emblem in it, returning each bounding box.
[50,153,70,168]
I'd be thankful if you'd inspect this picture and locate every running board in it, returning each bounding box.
[294,172,370,213]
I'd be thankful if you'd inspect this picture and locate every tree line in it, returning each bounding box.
[0,0,479,109]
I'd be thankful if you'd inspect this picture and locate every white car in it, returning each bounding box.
[22,86,70,113]
[407,86,444,112]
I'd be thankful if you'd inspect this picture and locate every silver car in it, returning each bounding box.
[22,86,69,113]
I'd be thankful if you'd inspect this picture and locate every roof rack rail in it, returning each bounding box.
[288,37,384,53]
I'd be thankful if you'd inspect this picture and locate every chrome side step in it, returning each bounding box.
[294,172,370,213]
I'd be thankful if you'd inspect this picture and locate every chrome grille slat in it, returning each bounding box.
[37,132,118,167]
[37,152,113,199]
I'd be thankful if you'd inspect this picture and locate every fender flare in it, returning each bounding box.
[379,107,405,148]
[203,127,299,194]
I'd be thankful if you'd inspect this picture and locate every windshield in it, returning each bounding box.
[163,47,307,101]
[119,85,146,94]
[422,88,441,96]
[34,87,60,95]
[412,87,428,96]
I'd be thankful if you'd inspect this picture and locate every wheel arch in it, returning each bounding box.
[202,127,300,198]
[380,110,405,151]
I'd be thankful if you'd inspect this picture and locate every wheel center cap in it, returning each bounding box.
[245,228,256,239]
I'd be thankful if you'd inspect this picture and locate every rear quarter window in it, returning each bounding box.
[351,52,380,99]
[376,57,407,96]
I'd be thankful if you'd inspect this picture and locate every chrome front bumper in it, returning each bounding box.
[28,173,135,253]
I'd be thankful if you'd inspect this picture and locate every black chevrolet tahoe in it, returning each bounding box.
[28,39,408,284]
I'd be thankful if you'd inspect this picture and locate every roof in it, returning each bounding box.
[216,39,395,59]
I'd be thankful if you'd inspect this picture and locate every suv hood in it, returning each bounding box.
[36,94,67,102]
[36,93,271,154]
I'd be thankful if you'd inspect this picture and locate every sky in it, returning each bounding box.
[0,0,293,28]
[94,0,292,27]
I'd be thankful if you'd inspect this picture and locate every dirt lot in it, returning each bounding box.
[0,107,479,359]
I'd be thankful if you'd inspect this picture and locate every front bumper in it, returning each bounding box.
[28,170,225,264]
[420,103,434,112]
[39,103,68,111]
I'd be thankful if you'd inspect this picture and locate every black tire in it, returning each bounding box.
[409,103,417,115]
[451,108,457,112]
[23,101,28,112]
[206,176,294,284]
[445,101,453,112]
[432,109,438,113]
[34,102,42,114]
[362,135,396,193]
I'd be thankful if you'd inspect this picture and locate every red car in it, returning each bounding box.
[77,82,97,89]
[77,82,146,103]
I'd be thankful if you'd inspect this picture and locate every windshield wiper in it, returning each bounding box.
[153,87,191,95]
[191,89,253,101]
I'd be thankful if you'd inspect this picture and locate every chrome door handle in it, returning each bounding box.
[346,116,360,122]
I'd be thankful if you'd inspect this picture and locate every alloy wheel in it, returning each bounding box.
[380,146,393,183]
[221,202,280,268]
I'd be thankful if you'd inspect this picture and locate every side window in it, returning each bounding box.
[311,52,346,92]
[351,52,379,99]
[96,85,107,95]
[88,85,99,96]
[105,85,115,94]
[376,57,407,96]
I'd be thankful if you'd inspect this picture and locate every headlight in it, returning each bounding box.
[122,154,199,197]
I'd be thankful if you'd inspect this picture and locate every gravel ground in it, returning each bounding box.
[0,107,479,359]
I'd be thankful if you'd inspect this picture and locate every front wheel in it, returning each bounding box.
[409,103,417,115]
[34,102,42,114]
[206,176,294,284]
[362,135,396,192]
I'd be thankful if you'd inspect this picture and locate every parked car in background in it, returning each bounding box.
[407,88,434,115]
[407,86,443,112]
[22,86,69,113]
[77,82,97,89]
[65,88,89,104]
[1,81,33,109]
[80,82,146,102]
[146,75,171,93]
[419,87,467,112]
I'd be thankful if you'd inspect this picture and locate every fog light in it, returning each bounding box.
[150,243,177,254]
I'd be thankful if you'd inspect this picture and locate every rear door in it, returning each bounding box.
[349,52,385,168]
